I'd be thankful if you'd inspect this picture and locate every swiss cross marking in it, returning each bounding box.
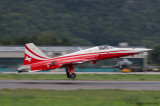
[25,56,32,62]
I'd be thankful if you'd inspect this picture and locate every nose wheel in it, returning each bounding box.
[119,65,123,69]
[117,58,123,69]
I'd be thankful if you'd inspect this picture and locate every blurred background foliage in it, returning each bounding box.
[0,0,159,46]
[151,44,160,65]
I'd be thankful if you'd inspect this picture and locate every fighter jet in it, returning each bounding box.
[18,43,152,79]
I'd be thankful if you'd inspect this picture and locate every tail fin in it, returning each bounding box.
[24,43,50,65]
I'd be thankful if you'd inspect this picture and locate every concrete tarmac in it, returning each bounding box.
[0,80,160,90]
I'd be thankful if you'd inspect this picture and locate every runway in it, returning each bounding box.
[1,80,160,90]
[2,72,160,74]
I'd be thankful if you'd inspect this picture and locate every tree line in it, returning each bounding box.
[0,0,160,46]
[0,34,72,46]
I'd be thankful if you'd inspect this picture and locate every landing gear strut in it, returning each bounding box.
[117,58,123,69]
[65,68,71,78]
[119,64,123,69]
[65,64,76,79]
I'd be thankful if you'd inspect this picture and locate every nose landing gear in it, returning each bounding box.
[65,64,76,79]
[116,58,123,69]
[118,64,123,69]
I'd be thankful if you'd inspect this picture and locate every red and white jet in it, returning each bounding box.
[18,43,152,79]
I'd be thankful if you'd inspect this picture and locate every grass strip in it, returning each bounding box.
[0,89,160,106]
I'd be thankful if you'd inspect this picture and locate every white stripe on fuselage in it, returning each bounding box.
[27,45,136,62]
[52,48,136,61]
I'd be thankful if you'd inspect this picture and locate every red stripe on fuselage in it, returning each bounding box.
[53,50,132,59]
[47,50,133,61]
[30,49,133,64]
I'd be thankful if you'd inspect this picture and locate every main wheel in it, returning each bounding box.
[67,74,71,78]
[70,73,76,79]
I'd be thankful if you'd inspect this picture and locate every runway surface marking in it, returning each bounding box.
[1,80,160,90]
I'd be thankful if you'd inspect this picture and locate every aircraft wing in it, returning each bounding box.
[61,59,96,67]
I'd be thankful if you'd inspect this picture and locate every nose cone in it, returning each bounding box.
[139,48,152,52]
[134,48,152,53]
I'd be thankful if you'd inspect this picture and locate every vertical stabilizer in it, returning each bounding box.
[24,43,50,65]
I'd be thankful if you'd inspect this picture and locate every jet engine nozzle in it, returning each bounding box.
[18,65,31,73]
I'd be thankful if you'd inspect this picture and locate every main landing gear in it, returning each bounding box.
[65,64,76,79]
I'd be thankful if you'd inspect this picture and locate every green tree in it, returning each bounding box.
[15,36,30,45]
[61,37,72,46]
[36,34,59,45]
[151,44,160,65]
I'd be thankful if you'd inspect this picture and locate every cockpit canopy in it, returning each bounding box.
[98,45,115,50]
